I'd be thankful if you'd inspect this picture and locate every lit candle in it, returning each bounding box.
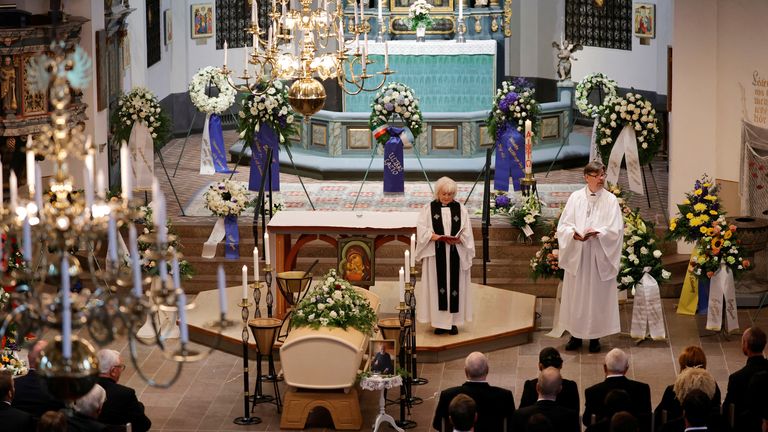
[9,170,17,212]
[120,141,133,201]
[398,267,405,302]
[172,251,181,289]
[26,136,35,197]
[61,255,72,359]
[264,232,271,265]
[217,264,227,315]
[96,169,106,199]
[459,0,463,21]
[22,215,31,262]
[378,0,382,21]
[524,119,533,175]
[223,40,228,67]
[107,213,118,264]
[242,265,248,299]
[404,250,410,277]
[384,40,389,69]
[253,247,259,281]
[177,290,189,344]
[129,224,143,297]
[410,233,415,266]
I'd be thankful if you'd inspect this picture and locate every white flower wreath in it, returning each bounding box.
[575,73,618,118]
[204,179,253,217]
[189,66,237,115]
[369,82,423,144]
[595,92,661,166]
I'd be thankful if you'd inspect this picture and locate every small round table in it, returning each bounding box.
[360,374,404,432]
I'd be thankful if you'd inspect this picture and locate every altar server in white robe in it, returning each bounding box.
[416,177,475,335]
[557,161,623,353]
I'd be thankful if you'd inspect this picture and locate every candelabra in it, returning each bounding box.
[395,300,416,429]
[455,17,466,43]
[221,0,394,118]
[0,43,228,401]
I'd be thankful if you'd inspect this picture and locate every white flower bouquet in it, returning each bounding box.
[0,349,27,376]
[237,80,298,146]
[408,0,434,30]
[509,192,543,234]
[204,179,253,217]
[290,269,378,335]
[487,78,541,140]
[369,82,423,145]
[112,87,171,148]
[595,92,661,166]
[189,66,236,115]
[618,209,671,291]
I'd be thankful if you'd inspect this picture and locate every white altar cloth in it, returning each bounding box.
[346,39,497,56]
[267,211,420,231]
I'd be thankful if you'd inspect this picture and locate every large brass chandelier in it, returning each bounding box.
[223,0,393,117]
[0,43,224,401]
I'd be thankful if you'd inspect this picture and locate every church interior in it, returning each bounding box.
[1,0,768,431]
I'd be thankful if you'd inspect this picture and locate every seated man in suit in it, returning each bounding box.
[583,348,651,431]
[724,326,768,430]
[512,367,580,432]
[12,340,65,418]
[449,394,477,432]
[520,347,579,411]
[0,370,34,431]
[432,352,515,431]
[660,389,710,432]
[371,343,394,375]
[96,349,152,432]
[69,384,108,432]
[585,389,632,432]
[610,412,640,432]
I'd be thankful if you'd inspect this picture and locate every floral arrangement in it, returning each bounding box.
[595,92,661,167]
[575,73,618,118]
[0,290,25,376]
[133,206,194,279]
[688,216,751,279]
[618,209,671,291]
[407,0,434,30]
[188,66,237,115]
[111,87,171,148]
[668,175,722,243]
[480,190,513,216]
[487,78,541,141]
[530,229,564,281]
[290,269,378,335]
[509,193,543,233]
[237,80,298,146]
[204,179,253,217]
[0,346,27,376]
[369,82,424,145]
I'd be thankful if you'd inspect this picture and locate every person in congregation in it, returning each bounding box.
[585,389,632,432]
[656,367,722,432]
[723,326,768,431]
[654,346,721,431]
[610,412,640,432]
[12,340,66,418]
[0,370,35,431]
[69,384,108,432]
[96,349,152,432]
[512,367,580,432]
[583,348,651,431]
[432,352,515,431]
[36,411,68,432]
[416,176,475,336]
[660,390,712,432]
[448,394,477,432]
[557,160,623,353]
[520,346,579,411]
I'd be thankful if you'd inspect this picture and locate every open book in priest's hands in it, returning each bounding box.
[436,227,465,244]
[573,229,599,241]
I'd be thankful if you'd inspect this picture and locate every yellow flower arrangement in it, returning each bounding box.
[668,175,723,243]
[688,216,750,279]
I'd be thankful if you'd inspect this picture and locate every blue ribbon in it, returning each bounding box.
[209,114,235,173]
[224,215,240,259]
[696,277,710,315]
[248,123,281,192]
[383,126,405,193]
[493,124,525,192]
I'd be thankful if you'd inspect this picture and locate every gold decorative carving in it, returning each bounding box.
[1,55,17,113]
[490,15,499,32]
[22,55,46,115]
[503,0,512,37]
[474,16,483,34]
[2,36,19,47]
[6,136,16,151]
[489,0,500,7]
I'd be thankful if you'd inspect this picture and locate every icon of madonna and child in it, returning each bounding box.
[338,238,374,286]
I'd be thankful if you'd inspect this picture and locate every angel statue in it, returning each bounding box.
[552,39,583,81]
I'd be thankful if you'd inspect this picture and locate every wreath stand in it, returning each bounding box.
[154,139,186,216]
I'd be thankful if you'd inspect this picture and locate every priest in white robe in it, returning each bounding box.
[415,177,475,335]
[557,161,623,353]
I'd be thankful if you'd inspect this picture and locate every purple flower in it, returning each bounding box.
[511,77,532,90]
[499,92,519,112]
[384,102,394,111]
[495,195,510,208]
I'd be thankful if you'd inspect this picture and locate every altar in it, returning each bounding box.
[343,40,499,113]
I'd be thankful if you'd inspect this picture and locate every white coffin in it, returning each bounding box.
[280,287,380,390]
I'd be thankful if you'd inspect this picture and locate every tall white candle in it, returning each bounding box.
[378,0,382,21]
[360,0,364,22]
[107,213,118,264]
[9,170,17,212]
[384,40,389,69]
[223,40,228,67]
[252,0,258,22]
[459,0,463,21]
[22,216,31,262]
[253,247,259,281]
[410,233,415,266]
[217,265,227,315]
[353,0,358,26]
[34,165,43,216]
[120,141,133,200]
[61,255,72,359]
[398,267,405,302]
[338,17,344,48]
[26,136,35,197]
[242,265,248,299]
[177,290,189,344]
[524,119,533,175]
[263,232,271,265]
[96,170,106,199]
[129,224,143,297]
[84,151,94,211]
[172,251,181,289]
[404,250,410,277]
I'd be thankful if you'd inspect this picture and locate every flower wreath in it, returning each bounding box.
[575,73,618,118]
[111,87,171,148]
[369,82,423,145]
[237,80,298,146]
[595,92,662,167]
[189,66,237,115]
[204,179,253,217]
[487,78,541,140]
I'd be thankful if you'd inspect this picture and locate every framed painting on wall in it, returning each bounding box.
[146,0,161,66]
[191,3,214,39]
[633,2,655,39]
[164,9,173,45]
[337,237,375,286]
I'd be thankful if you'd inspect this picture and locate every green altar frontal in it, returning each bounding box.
[342,40,498,113]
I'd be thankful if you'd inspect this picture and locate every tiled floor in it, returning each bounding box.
[108,297,766,431]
